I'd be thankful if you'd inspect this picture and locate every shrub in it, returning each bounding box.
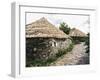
[46,57,57,65]
[71,37,87,44]
[66,43,74,52]
[56,49,66,58]
[56,43,73,57]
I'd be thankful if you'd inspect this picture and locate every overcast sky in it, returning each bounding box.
[26,13,90,34]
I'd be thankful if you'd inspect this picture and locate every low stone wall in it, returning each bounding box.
[26,37,72,66]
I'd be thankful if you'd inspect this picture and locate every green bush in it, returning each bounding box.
[46,57,57,65]
[56,49,66,58]
[71,37,87,44]
[66,43,74,52]
[56,43,73,58]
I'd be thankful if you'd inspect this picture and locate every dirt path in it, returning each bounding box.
[50,42,89,66]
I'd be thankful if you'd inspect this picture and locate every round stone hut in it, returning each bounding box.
[69,28,88,43]
[69,28,87,37]
[26,17,72,66]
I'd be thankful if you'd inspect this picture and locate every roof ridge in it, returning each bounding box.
[26,17,69,38]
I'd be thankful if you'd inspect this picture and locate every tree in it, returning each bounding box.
[85,33,90,54]
[59,22,70,34]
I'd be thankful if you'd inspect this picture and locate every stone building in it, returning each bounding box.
[69,28,88,43]
[26,17,72,66]
[69,28,87,37]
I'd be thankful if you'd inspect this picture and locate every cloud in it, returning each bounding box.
[26,13,89,33]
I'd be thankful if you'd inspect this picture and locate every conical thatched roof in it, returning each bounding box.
[69,28,87,37]
[26,17,69,38]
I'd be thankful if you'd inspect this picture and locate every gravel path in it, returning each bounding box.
[50,42,89,66]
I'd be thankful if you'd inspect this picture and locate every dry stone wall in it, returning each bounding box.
[26,37,72,65]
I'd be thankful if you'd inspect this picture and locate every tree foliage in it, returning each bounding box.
[59,22,71,34]
[85,33,90,54]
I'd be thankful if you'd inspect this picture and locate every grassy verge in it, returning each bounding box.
[56,43,73,58]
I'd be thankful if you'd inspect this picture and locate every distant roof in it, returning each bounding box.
[69,28,87,37]
[26,17,69,38]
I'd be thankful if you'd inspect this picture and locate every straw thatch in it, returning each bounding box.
[69,28,87,37]
[26,17,69,38]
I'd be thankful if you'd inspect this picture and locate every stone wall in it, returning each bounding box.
[26,37,72,65]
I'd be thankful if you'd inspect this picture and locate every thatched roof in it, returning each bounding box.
[69,28,87,37]
[26,17,69,38]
